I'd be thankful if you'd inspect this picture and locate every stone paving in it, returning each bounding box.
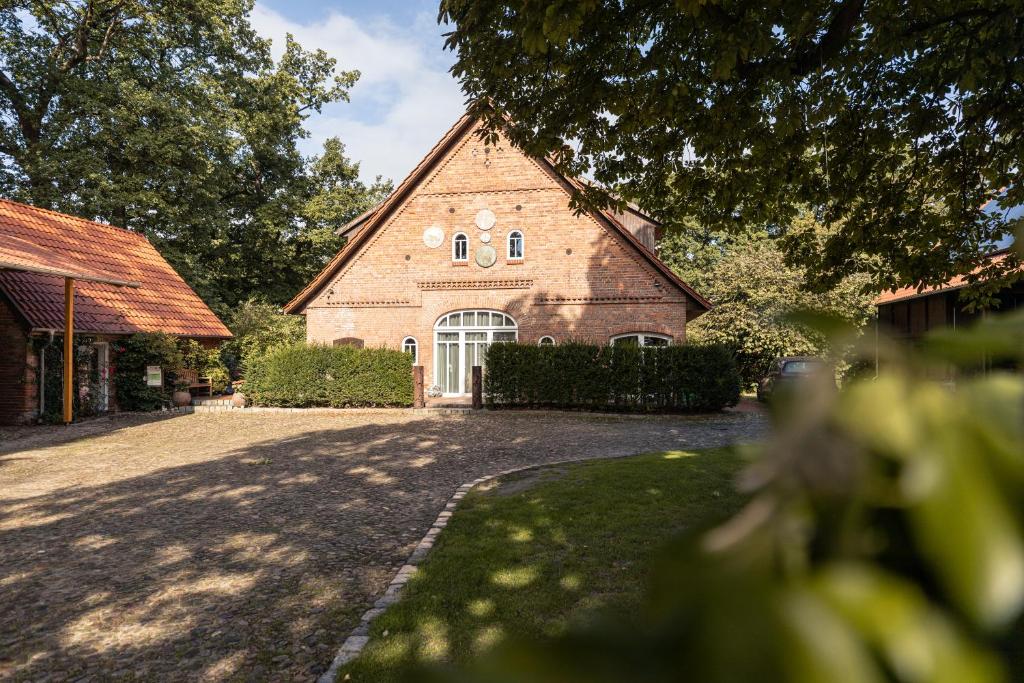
[0,409,767,681]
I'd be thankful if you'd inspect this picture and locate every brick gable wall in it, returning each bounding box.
[0,292,37,424]
[304,122,698,391]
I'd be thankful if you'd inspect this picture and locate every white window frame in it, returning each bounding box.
[610,333,672,347]
[538,335,555,346]
[507,230,524,259]
[402,336,418,363]
[433,310,518,396]
[452,232,468,262]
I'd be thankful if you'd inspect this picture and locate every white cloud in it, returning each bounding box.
[250,3,467,184]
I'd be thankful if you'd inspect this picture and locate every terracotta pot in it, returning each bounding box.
[231,392,247,408]
[173,390,192,407]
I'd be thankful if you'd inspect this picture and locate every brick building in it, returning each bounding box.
[0,199,230,424]
[285,115,710,397]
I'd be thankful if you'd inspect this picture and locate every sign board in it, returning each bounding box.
[146,366,162,387]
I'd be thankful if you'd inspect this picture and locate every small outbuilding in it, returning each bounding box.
[0,198,230,424]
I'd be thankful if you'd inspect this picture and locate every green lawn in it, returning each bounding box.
[339,449,746,681]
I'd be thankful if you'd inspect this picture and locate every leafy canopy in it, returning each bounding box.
[662,214,875,386]
[439,0,1023,295]
[0,1,390,310]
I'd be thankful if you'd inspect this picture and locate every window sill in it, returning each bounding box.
[505,258,524,265]
[451,261,469,266]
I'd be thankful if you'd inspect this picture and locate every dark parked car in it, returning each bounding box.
[757,356,835,401]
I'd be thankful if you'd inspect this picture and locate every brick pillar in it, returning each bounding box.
[413,365,424,408]
[471,366,482,410]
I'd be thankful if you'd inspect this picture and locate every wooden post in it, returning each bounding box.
[63,277,74,425]
[471,365,482,410]
[413,365,424,408]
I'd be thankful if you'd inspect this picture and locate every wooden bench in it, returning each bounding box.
[176,368,213,397]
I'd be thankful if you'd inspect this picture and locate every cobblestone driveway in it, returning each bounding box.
[0,410,766,681]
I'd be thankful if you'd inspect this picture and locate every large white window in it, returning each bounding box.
[452,232,468,262]
[434,310,517,395]
[611,333,671,347]
[507,230,524,259]
[402,336,418,363]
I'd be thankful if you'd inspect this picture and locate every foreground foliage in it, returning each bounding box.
[341,449,747,682]
[245,343,414,408]
[484,342,741,412]
[419,309,1024,683]
[440,0,1022,299]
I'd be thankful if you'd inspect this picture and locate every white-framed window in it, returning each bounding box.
[507,230,524,259]
[611,333,671,347]
[452,232,468,262]
[402,336,418,363]
[538,335,555,346]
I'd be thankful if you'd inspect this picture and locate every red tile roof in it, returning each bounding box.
[0,199,230,338]
[874,249,1017,305]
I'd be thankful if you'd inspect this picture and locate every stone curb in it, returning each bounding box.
[179,405,751,421]
[315,453,622,683]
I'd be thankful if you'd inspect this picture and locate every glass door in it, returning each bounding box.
[437,332,460,394]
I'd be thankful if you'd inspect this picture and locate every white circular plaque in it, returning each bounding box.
[475,244,497,268]
[423,225,444,248]
[480,232,491,244]
[475,209,496,230]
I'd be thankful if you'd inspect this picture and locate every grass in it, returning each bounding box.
[338,448,746,681]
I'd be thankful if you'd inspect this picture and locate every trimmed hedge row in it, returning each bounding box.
[484,342,741,412]
[245,343,414,408]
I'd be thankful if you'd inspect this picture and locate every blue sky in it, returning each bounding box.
[255,0,466,184]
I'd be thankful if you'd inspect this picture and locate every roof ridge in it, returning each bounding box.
[0,197,150,240]
[284,114,476,313]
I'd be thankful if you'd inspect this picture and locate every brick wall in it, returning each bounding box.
[304,121,701,391]
[0,292,37,424]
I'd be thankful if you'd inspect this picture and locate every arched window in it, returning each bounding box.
[611,333,671,347]
[402,336,418,363]
[538,336,555,346]
[434,310,518,396]
[452,233,468,262]
[507,230,524,259]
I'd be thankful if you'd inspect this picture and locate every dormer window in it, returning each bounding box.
[452,232,468,262]
[507,230,524,260]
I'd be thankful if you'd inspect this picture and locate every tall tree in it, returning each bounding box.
[0,1,382,310]
[439,0,1023,299]
[663,214,874,387]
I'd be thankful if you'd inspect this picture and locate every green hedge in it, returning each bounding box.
[245,343,414,408]
[484,342,741,412]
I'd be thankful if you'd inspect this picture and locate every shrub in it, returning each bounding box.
[113,333,184,412]
[179,338,230,392]
[220,298,305,376]
[245,343,414,408]
[485,342,741,412]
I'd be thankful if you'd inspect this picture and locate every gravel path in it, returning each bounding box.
[0,409,767,681]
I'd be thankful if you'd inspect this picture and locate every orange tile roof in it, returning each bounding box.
[0,199,230,338]
[874,249,1017,305]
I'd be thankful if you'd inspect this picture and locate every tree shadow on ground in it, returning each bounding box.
[0,411,765,681]
[338,449,748,682]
